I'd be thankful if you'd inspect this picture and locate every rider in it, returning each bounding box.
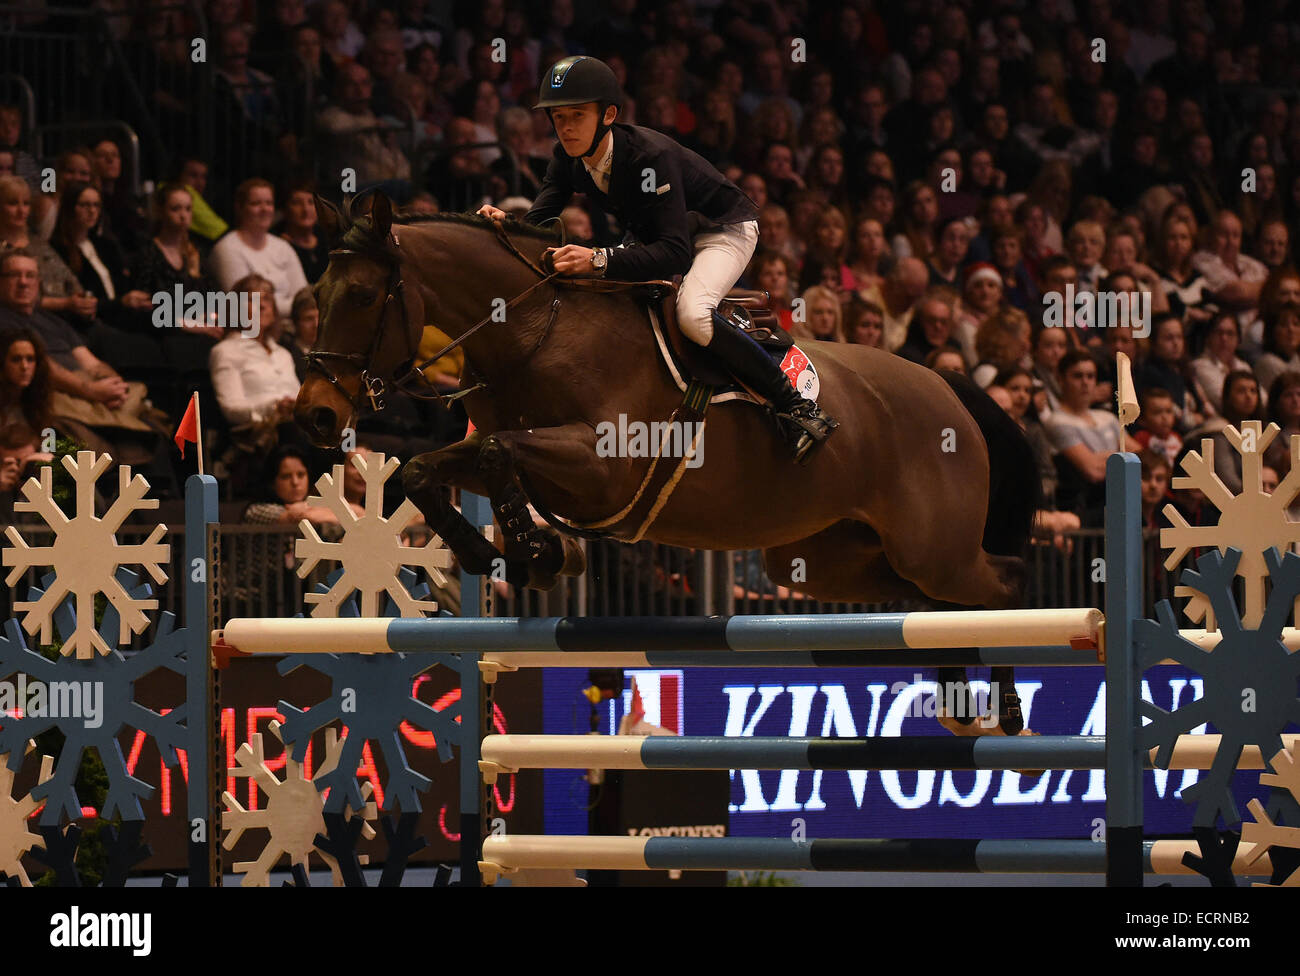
[477,55,837,462]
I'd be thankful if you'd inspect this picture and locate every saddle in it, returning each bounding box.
[558,277,789,389]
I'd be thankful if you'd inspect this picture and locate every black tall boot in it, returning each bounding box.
[706,306,838,463]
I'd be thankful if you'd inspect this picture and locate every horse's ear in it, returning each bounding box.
[367,191,394,242]
[316,194,347,247]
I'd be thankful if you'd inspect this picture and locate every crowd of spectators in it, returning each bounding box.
[5,0,1300,572]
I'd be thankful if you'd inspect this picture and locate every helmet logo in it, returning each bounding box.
[551,56,584,88]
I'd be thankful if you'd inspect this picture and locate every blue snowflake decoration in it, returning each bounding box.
[1135,547,1300,826]
[276,569,464,815]
[0,569,191,824]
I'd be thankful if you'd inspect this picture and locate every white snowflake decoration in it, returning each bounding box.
[1240,743,1300,886]
[221,720,377,887]
[295,453,452,617]
[2,452,168,658]
[0,742,53,886]
[1161,421,1300,628]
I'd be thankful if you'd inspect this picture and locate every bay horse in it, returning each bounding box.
[297,195,1041,736]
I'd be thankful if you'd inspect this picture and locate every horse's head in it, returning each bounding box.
[295,192,425,446]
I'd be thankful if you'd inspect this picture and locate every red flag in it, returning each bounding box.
[174,394,199,457]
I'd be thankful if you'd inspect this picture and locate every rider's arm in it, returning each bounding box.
[603,149,692,281]
[522,147,575,225]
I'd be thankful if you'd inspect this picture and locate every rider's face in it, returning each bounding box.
[551,103,609,157]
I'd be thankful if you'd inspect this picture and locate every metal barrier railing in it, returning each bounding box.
[0,514,1193,632]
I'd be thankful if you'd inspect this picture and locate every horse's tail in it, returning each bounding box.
[938,370,1040,561]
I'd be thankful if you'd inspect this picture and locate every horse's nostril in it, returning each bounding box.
[309,407,337,440]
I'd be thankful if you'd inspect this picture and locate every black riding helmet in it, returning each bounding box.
[536,55,624,157]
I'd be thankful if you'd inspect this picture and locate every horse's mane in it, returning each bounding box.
[392,211,564,242]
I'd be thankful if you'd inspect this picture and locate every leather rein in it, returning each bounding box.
[304,221,560,415]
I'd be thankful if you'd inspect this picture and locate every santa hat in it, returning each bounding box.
[963,262,1001,289]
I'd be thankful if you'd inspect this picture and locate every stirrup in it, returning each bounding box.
[772,399,838,463]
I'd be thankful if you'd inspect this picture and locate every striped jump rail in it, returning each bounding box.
[477,836,1272,885]
[477,733,1300,782]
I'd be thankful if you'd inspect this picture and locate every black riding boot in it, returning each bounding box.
[707,306,838,463]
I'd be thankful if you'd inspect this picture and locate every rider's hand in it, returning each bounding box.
[477,204,508,221]
[547,245,596,275]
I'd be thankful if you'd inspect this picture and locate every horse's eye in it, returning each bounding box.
[348,284,378,306]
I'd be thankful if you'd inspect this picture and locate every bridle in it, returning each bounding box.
[304,220,560,417]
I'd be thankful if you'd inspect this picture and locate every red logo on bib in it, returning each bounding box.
[780,347,809,387]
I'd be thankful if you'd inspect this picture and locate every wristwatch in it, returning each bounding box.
[590,247,608,276]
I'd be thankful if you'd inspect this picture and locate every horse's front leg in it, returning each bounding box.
[402,433,505,577]
[473,424,614,590]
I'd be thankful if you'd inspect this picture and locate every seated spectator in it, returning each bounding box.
[1015,199,1056,282]
[891,180,938,261]
[1192,210,1267,334]
[209,275,300,433]
[804,206,854,293]
[1253,301,1300,394]
[1132,388,1183,468]
[1030,324,1069,416]
[1046,348,1142,526]
[285,287,319,381]
[176,157,229,243]
[210,180,309,320]
[491,106,549,201]
[1135,314,1209,432]
[896,288,961,364]
[1265,372,1300,477]
[758,204,800,266]
[1066,219,1107,295]
[243,444,351,528]
[966,193,1015,264]
[971,308,1031,388]
[425,117,495,213]
[0,102,39,188]
[131,182,224,378]
[1138,448,1173,531]
[49,182,153,331]
[0,248,158,456]
[316,61,413,188]
[845,297,884,347]
[749,251,795,331]
[927,216,971,288]
[91,138,147,254]
[0,326,51,432]
[31,150,95,243]
[558,204,591,241]
[859,256,928,352]
[1191,312,1252,414]
[1257,218,1291,271]
[1103,225,1170,315]
[1154,213,1214,337]
[1247,266,1300,357]
[790,285,843,343]
[1183,370,1268,495]
[846,216,887,292]
[925,347,967,373]
[278,184,329,283]
[991,229,1038,311]
[955,263,1004,363]
[994,364,1058,505]
[0,176,95,327]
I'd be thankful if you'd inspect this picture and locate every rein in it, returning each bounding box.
[305,220,560,415]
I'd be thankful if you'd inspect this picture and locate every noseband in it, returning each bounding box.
[304,221,558,418]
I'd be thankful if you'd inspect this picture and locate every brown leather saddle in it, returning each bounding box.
[557,278,789,389]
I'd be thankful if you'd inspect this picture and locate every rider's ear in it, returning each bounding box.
[604,104,618,126]
[316,194,347,247]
